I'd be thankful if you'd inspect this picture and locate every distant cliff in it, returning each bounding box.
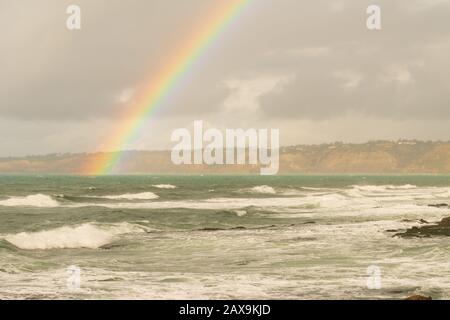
[1,140,450,174]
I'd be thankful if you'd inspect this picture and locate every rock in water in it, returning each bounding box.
[428,203,449,208]
[395,216,450,238]
[439,216,450,226]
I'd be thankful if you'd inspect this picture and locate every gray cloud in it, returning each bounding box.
[254,0,450,120]
[0,0,449,156]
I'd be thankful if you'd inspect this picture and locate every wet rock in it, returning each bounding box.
[395,216,450,238]
[439,216,450,226]
[99,243,123,250]
[386,229,401,233]
[405,294,432,300]
[428,203,449,208]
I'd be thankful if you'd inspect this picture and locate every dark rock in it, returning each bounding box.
[439,216,450,226]
[99,243,123,250]
[428,203,449,208]
[405,294,432,300]
[395,216,450,238]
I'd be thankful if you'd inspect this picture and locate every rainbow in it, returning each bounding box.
[83,0,253,175]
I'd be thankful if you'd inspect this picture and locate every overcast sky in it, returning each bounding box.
[1,0,449,156]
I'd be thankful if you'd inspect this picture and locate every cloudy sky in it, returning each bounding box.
[1,0,449,156]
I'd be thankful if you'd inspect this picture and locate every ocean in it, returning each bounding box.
[1,175,450,299]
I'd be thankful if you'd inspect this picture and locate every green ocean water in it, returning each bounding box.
[0,175,450,299]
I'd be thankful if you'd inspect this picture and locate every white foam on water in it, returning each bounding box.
[344,185,450,203]
[5,185,448,216]
[434,189,450,198]
[100,192,159,200]
[233,210,247,217]
[152,184,177,189]
[249,185,276,194]
[352,185,417,192]
[304,193,354,208]
[2,216,450,299]
[0,194,59,208]
[3,222,145,250]
[4,182,450,299]
[301,186,337,191]
[70,193,360,211]
[387,184,417,190]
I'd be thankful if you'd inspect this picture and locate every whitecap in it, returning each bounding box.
[71,195,352,211]
[351,185,417,192]
[249,185,276,194]
[100,192,159,200]
[3,222,144,250]
[0,194,59,208]
[234,210,247,217]
[152,184,177,189]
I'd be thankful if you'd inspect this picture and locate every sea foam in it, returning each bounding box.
[0,194,59,208]
[249,185,276,194]
[100,192,159,200]
[152,184,177,189]
[3,223,144,250]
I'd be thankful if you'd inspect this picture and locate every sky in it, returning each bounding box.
[0,0,449,157]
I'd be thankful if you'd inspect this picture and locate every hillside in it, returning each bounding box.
[1,140,450,174]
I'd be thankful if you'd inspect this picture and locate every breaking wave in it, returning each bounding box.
[0,194,59,208]
[234,210,247,217]
[249,185,276,194]
[3,223,145,250]
[152,184,177,189]
[99,192,159,200]
[68,194,351,211]
[351,185,417,192]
